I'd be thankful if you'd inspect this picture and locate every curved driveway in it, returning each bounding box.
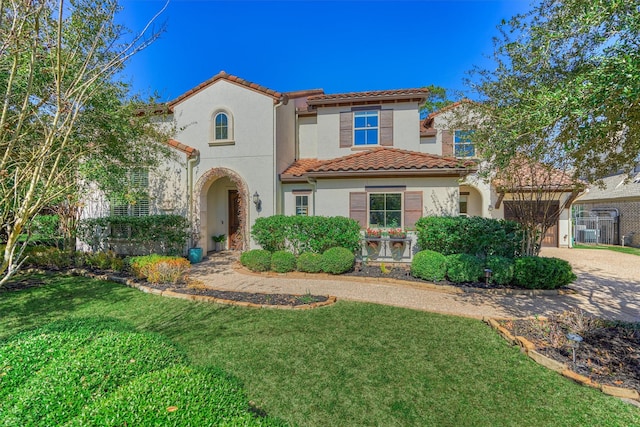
[190,248,640,322]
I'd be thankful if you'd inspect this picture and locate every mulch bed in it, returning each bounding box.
[498,312,640,392]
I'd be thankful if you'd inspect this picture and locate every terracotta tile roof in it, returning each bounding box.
[167,139,198,157]
[307,88,430,106]
[167,71,284,109]
[285,89,324,98]
[420,118,437,137]
[282,148,475,180]
[493,158,581,191]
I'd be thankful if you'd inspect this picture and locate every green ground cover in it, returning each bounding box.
[573,244,640,257]
[1,274,639,426]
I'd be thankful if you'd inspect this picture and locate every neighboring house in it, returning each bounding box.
[87,71,577,256]
[573,171,640,247]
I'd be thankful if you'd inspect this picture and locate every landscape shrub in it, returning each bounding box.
[82,250,124,271]
[22,246,73,269]
[78,214,190,255]
[486,255,515,286]
[239,249,272,272]
[271,250,296,273]
[513,256,577,289]
[28,214,62,246]
[411,250,447,282]
[415,216,523,258]
[297,252,324,273]
[252,215,361,254]
[129,254,191,284]
[321,247,355,274]
[445,253,483,284]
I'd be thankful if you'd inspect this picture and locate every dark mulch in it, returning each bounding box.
[499,312,640,392]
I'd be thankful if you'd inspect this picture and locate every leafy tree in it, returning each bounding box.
[465,0,640,182]
[451,0,636,255]
[0,0,170,285]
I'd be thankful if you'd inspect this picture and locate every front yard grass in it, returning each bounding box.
[1,273,639,426]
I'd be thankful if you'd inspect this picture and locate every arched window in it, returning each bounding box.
[210,109,234,146]
[214,112,228,140]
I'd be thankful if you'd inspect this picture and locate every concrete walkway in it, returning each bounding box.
[190,248,640,322]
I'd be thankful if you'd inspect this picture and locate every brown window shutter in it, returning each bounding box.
[442,130,453,156]
[349,192,367,228]
[380,110,393,146]
[340,112,353,148]
[404,191,423,229]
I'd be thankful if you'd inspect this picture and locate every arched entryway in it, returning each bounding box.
[459,185,484,217]
[194,168,249,251]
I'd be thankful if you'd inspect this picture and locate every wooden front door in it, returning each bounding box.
[228,190,240,250]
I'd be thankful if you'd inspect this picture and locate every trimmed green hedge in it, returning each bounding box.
[321,247,355,274]
[296,252,324,273]
[78,214,190,256]
[411,250,447,282]
[486,255,515,286]
[513,256,577,289]
[415,216,523,258]
[446,253,484,284]
[240,249,272,272]
[252,215,360,254]
[271,250,297,273]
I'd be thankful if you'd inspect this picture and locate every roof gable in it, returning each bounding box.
[167,71,284,110]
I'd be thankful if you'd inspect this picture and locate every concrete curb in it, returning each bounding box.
[485,317,640,404]
[67,268,338,310]
[235,264,574,296]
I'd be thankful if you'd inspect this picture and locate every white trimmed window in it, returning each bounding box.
[454,130,475,157]
[354,111,379,146]
[111,169,149,217]
[368,193,402,228]
[210,109,234,145]
[459,194,468,217]
[295,195,309,216]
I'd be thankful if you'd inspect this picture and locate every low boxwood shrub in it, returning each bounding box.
[446,253,483,284]
[411,250,447,282]
[271,250,296,273]
[513,256,577,289]
[321,247,355,274]
[239,249,272,272]
[486,255,515,286]
[297,252,324,273]
[129,254,191,284]
[22,246,73,269]
[82,250,124,271]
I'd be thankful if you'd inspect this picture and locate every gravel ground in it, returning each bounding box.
[190,248,640,321]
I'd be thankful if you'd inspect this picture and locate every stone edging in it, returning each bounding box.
[234,264,575,296]
[485,317,640,404]
[66,268,337,310]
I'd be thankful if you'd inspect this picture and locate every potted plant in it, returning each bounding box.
[188,226,203,263]
[364,227,382,259]
[388,228,407,261]
[211,234,226,251]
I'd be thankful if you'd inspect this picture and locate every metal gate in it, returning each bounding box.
[573,216,618,245]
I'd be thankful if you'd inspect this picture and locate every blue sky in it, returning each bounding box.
[118,0,533,102]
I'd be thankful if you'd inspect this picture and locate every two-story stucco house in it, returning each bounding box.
[89,71,575,255]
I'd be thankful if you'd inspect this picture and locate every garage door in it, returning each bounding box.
[503,201,559,248]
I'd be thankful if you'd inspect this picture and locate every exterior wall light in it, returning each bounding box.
[253,191,261,210]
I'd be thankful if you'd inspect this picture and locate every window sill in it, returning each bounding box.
[208,140,235,147]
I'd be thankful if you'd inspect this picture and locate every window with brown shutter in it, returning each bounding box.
[380,110,393,146]
[403,191,423,229]
[349,192,367,228]
[340,112,353,147]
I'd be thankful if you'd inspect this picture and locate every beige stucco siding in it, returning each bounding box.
[298,115,318,158]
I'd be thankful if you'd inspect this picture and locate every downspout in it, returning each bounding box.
[187,151,200,248]
[272,97,285,215]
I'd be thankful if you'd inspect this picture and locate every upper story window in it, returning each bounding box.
[454,130,475,158]
[354,111,379,146]
[214,113,228,140]
[210,109,234,145]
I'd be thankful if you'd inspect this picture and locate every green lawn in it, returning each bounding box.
[573,244,640,256]
[2,274,639,426]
